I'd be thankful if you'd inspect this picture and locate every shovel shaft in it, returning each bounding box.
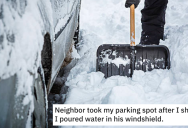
[130,4,135,46]
[130,4,136,76]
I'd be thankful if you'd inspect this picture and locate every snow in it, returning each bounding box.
[61,0,188,127]
[52,0,78,34]
[100,50,130,68]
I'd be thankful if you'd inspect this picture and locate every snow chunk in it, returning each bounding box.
[108,85,146,104]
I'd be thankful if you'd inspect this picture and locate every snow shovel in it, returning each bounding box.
[96,4,170,78]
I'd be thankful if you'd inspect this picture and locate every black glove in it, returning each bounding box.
[125,0,140,8]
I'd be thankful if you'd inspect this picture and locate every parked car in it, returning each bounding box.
[0,0,81,127]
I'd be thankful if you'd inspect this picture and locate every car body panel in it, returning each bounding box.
[0,0,81,127]
[48,0,80,92]
[0,75,17,128]
[0,75,33,128]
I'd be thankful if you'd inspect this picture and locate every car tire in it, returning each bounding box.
[32,67,48,128]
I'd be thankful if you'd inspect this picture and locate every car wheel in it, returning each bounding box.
[32,67,48,128]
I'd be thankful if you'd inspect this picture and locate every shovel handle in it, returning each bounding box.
[130,4,135,46]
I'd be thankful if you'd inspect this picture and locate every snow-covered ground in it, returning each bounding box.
[60,0,188,127]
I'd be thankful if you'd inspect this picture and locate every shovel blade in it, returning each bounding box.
[96,44,170,78]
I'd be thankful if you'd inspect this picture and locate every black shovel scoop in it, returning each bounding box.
[96,5,170,78]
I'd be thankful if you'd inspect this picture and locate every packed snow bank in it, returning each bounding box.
[61,0,188,127]
[65,69,188,104]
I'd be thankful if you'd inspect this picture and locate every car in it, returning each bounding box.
[0,0,81,127]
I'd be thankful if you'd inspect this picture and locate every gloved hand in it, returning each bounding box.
[125,0,140,8]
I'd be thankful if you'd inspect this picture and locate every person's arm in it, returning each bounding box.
[125,0,140,8]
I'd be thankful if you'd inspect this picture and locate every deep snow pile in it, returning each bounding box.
[61,0,188,126]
